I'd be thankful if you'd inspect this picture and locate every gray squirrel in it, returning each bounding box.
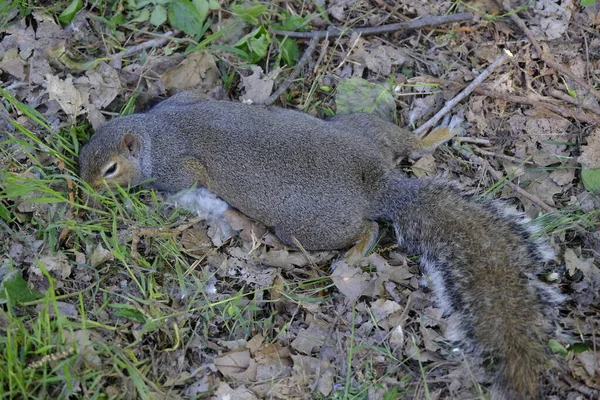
[79,91,563,399]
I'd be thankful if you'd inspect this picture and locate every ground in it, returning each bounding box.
[1,0,599,399]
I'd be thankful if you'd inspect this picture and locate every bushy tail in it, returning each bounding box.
[377,176,563,399]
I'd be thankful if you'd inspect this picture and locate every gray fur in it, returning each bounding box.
[79,92,562,399]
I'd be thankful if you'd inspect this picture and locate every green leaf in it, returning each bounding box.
[139,319,164,335]
[58,0,83,25]
[273,13,310,31]
[111,12,126,25]
[280,38,299,66]
[0,273,44,304]
[235,26,271,62]
[113,307,147,323]
[335,78,396,122]
[581,166,600,192]
[192,0,209,19]
[131,7,150,23]
[96,12,126,32]
[249,33,269,57]
[129,0,168,8]
[168,0,207,36]
[581,0,596,6]
[548,339,568,357]
[227,304,237,317]
[235,26,260,46]
[0,201,12,222]
[230,4,268,24]
[0,88,50,130]
[126,0,142,9]
[123,360,151,398]
[150,5,167,26]
[565,82,577,98]
[209,45,249,59]
[568,343,591,354]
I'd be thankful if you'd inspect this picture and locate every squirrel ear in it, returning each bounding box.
[120,133,140,157]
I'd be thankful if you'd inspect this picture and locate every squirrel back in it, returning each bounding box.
[79,92,563,399]
[81,95,420,249]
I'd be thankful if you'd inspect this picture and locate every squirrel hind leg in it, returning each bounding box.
[342,221,379,265]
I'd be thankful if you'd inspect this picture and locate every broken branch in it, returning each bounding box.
[473,88,599,124]
[415,49,513,138]
[548,88,600,116]
[266,37,320,106]
[110,31,174,69]
[271,12,473,39]
[453,143,555,212]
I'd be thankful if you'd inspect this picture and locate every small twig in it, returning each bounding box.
[471,146,534,165]
[452,142,556,212]
[184,244,226,277]
[548,88,600,116]
[266,37,320,106]
[313,39,330,74]
[332,34,361,73]
[291,236,320,271]
[415,49,514,138]
[456,137,492,146]
[130,216,204,258]
[562,375,599,399]
[480,39,530,47]
[502,1,600,102]
[271,12,473,39]
[110,31,174,69]
[474,88,599,124]
[397,292,413,325]
[139,216,204,237]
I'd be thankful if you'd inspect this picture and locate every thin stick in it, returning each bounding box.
[502,1,600,102]
[266,37,320,105]
[130,216,204,259]
[453,143,555,212]
[271,12,473,39]
[291,236,319,271]
[472,147,534,165]
[313,38,330,74]
[562,375,599,399]
[474,88,599,124]
[548,89,600,116]
[110,31,174,69]
[415,49,514,138]
[456,137,492,146]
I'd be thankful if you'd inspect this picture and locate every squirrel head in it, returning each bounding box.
[79,125,145,190]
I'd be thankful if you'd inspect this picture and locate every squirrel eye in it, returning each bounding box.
[103,162,118,177]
